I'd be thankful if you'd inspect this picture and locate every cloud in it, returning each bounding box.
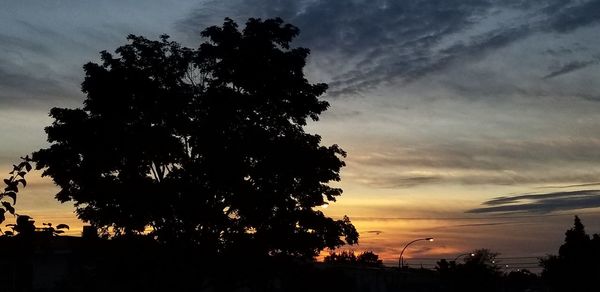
[536,182,600,189]
[546,0,600,33]
[423,222,526,231]
[345,137,600,188]
[0,56,72,108]
[0,1,202,109]
[467,189,600,214]
[0,32,55,56]
[0,21,89,108]
[177,0,494,95]
[365,230,383,235]
[178,0,600,97]
[355,175,443,188]
[543,58,600,79]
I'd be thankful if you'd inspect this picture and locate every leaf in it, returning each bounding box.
[18,171,27,178]
[4,184,17,193]
[54,230,65,234]
[3,179,10,185]
[24,162,32,172]
[4,191,16,204]
[2,202,15,215]
[4,231,13,236]
[56,224,70,230]
[0,210,4,224]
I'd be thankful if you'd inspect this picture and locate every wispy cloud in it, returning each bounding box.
[178,0,600,96]
[0,1,200,109]
[546,0,600,33]
[346,137,600,187]
[467,189,600,214]
[0,56,71,108]
[543,58,600,79]
[536,182,600,189]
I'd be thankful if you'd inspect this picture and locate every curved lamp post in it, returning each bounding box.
[453,252,475,263]
[399,237,434,269]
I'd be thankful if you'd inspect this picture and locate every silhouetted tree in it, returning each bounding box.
[436,249,501,292]
[463,248,499,268]
[541,215,600,291]
[324,250,357,264]
[324,250,383,267]
[436,258,452,272]
[32,17,357,259]
[356,251,383,267]
[505,269,539,291]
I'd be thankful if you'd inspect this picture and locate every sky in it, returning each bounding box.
[2,0,600,270]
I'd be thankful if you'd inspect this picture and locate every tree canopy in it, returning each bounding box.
[32,17,357,258]
[436,249,502,292]
[541,215,600,290]
[324,250,383,267]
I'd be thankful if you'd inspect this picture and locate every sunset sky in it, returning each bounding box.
[2,0,600,270]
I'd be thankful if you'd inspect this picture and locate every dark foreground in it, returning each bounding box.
[0,234,552,292]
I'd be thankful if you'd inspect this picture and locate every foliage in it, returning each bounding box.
[32,17,357,258]
[356,250,384,267]
[5,215,35,237]
[0,159,70,238]
[463,248,499,268]
[436,249,501,291]
[504,269,539,291]
[324,250,357,264]
[3,217,70,238]
[541,215,600,290]
[324,250,383,267]
[0,156,32,224]
[39,222,70,236]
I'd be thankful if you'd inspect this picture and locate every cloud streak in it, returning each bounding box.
[345,137,600,188]
[543,58,600,79]
[467,189,600,214]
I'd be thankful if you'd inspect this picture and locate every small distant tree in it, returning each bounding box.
[464,249,499,269]
[436,258,452,272]
[324,250,383,267]
[437,249,501,292]
[324,250,357,264]
[505,269,539,291]
[32,17,357,259]
[356,251,383,267]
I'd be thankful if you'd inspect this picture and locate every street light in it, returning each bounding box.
[399,237,434,269]
[453,252,475,263]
